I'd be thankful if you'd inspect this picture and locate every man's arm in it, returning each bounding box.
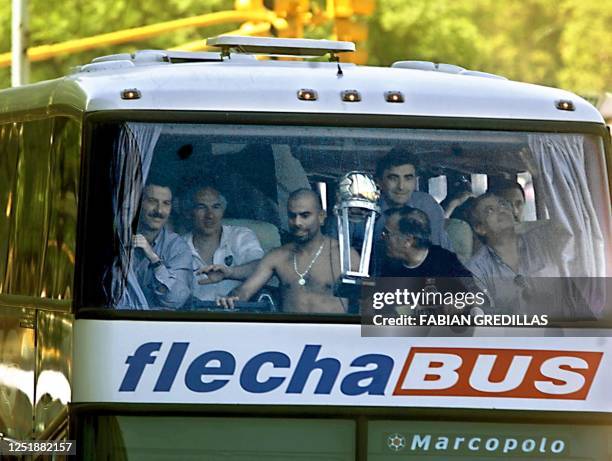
[443,191,474,219]
[151,241,192,309]
[151,264,191,308]
[196,259,261,284]
[217,250,279,308]
[196,226,265,285]
[133,234,191,309]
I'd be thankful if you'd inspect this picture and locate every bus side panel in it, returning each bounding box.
[34,310,73,438]
[0,305,35,440]
[0,113,81,441]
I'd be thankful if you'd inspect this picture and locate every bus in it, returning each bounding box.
[0,35,610,460]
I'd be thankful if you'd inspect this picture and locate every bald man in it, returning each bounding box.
[217,188,359,314]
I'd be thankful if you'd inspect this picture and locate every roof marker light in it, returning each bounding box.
[556,99,575,111]
[385,91,404,103]
[297,89,318,101]
[341,90,361,102]
[121,88,141,100]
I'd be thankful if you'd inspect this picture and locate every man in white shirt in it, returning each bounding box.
[183,186,264,302]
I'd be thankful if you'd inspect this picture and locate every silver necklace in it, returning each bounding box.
[293,240,326,286]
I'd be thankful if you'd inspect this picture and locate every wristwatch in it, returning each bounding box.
[150,259,164,270]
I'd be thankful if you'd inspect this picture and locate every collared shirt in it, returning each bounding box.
[133,227,192,309]
[185,225,264,301]
[466,229,560,314]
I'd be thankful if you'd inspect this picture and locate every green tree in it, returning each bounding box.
[557,0,612,95]
[369,0,485,68]
[0,0,233,88]
[1,0,610,95]
[369,0,611,95]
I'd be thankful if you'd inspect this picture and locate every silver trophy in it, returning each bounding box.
[334,172,380,297]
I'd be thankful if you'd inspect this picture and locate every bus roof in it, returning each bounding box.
[0,46,604,124]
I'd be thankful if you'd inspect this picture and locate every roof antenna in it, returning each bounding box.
[330,52,343,77]
[219,44,231,60]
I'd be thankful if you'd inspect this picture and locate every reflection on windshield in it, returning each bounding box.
[91,122,609,319]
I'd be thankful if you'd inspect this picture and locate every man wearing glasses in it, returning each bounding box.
[466,193,561,314]
[379,206,480,319]
[380,206,472,277]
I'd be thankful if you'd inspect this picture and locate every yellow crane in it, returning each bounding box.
[1,0,374,71]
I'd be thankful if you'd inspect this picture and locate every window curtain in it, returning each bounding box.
[527,134,605,277]
[109,123,162,309]
[528,134,606,318]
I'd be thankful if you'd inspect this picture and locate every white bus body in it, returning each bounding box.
[0,37,610,459]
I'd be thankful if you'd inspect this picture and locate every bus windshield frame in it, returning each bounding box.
[76,112,612,327]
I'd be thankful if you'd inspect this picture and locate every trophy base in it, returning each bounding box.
[333,276,375,300]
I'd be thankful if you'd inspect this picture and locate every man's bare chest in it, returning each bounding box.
[277,253,336,292]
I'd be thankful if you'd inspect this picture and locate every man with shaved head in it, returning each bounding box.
[217,188,360,313]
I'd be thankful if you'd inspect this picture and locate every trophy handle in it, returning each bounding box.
[337,208,352,275]
[358,210,377,276]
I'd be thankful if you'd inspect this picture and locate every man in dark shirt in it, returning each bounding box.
[377,206,481,319]
[380,206,471,278]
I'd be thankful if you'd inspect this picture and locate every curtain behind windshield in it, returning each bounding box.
[109,123,161,309]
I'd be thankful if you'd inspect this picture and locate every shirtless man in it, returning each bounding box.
[217,189,359,313]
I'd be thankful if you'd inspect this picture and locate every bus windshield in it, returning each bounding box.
[83,121,611,318]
